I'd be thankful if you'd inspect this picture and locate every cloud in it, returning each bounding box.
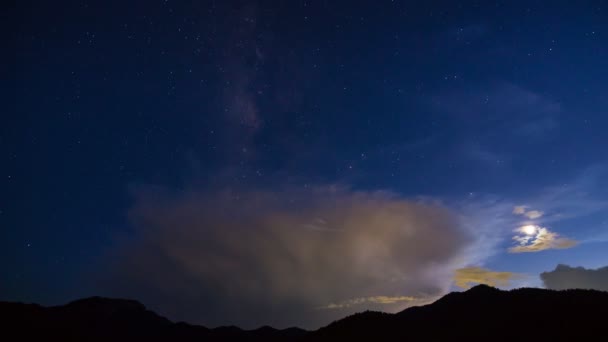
[462,143,506,166]
[509,166,608,246]
[104,186,472,329]
[429,83,560,122]
[515,116,558,137]
[453,267,520,289]
[513,206,526,215]
[524,210,544,219]
[427,83,560,145]
[509,225,577,253]
[512,205,543,219]
[527,165,608,226]
[509,206,575,252]
[541,264,608,291]
[319,295,420,310]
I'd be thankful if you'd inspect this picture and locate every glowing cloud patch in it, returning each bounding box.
[453,266,519,289]
[512,206,527,215]
[524,210,544,219]
[512,205,544,219]
[319,295,419,309]
[509,225,577,253]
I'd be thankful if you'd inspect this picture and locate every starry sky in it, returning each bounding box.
[3,0,608,329]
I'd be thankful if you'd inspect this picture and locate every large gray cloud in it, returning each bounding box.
[102,186,472,329]
[541,264,608,291]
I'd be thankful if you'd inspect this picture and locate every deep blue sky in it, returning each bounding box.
[3,0,608,328]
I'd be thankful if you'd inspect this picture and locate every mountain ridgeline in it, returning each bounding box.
[2,285,607,341]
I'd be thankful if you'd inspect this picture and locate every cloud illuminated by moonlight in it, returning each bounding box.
[509,206,576,253]
[453,266,520,289]
[104,185,472,329]
[319,295,420,310]
[512,205,544,219]
[509,225,577,253]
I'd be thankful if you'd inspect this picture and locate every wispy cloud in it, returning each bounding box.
[453,266,520,289]
[462,142,506,166]
[319,295,419,310]
[453,196,518,265]
[515,116,558,137]
[512,206,544,219]
[513,206,526,215]
[525,167,608,225]
[506,166,608,250]
[428,82,560,121]
[524,210,544,219]
[451,166,608,259]
[427,82,561,149]
[509,166,608,248]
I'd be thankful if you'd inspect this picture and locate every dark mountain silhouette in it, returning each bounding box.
[2,285,607,341]
[313,284,608,341]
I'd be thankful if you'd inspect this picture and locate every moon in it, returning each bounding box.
[521,225,537,235]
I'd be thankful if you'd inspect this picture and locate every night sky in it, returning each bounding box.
[4,0,608,329]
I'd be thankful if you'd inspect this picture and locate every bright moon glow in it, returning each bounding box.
[522,225,537,235]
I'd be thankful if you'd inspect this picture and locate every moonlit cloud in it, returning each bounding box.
[541,264,608,291]
[453,266,520,289]
[319,295,420,310]
[512,205,543,219]
[509,205,575,252]
[105,186,472,328]
[509,225,577,253]
[524,210,544,219]
[513,206,526,215]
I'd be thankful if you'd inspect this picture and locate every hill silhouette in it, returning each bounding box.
[2,285,607,341]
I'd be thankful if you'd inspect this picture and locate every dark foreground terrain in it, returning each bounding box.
[2,285,607,341]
